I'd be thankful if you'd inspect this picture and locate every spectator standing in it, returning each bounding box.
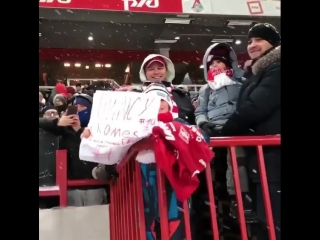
[39,105,60,187]
[76,83,82,93]
[139,54,179,119]
[39,94,106,206]
[49,83,68,105]
[39,105,60,208]
[195,43,245,203]
[53,94,67,115]
[221,23,281,240]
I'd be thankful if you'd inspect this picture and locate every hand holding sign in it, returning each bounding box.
[79,91,160,165]
[81,128,91,139]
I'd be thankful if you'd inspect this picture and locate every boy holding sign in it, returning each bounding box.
[82,83,212,240]
[81,84,185,239]
[138,83,187,240]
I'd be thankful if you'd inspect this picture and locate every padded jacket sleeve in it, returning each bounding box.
[194,84,210,126]
[39,118,63,136]
[221,63,280,136]
[74,127,85,139]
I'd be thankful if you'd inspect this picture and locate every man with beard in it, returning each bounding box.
[221,23,281,240]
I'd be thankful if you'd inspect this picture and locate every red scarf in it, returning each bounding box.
[158,112,173,122]
[207,67,233,81]
[152,121,214,202]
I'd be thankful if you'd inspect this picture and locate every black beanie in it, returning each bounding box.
[207,46,232,69]
[41,105,56,114]
[209,56,232,69]
[248,23,280,47]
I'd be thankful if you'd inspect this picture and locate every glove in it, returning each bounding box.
[199,122,216,136]
[92,164,118,182]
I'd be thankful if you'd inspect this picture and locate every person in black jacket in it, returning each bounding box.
[221,23,281,240]
[172,85,196,125]
[39,106,60,208]
[39,106,60,187]
[39,94,106,206]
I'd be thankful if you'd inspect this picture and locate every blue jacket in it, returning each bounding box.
[195,43,244,126]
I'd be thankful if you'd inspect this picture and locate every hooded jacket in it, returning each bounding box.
[139,54,179,119]
[73,94,93,127]
[139,54,175,82]
[195,43,244,127]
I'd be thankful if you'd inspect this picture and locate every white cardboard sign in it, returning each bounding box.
[79,91,160,165]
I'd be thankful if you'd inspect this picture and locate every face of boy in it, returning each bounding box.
[159,100,169,114]
[210,59,227,70]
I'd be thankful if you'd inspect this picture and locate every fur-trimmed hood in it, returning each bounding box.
[252,46,281,75]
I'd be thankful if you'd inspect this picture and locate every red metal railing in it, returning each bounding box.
[109,135,280,240]
[38,135,280,240]
[38,150,108,207]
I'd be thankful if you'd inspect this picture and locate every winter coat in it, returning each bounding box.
[139,54,179,119]
[39,118,98,184]
[195,43,244,127]
[172,88,196,125]
[221,46,281,182]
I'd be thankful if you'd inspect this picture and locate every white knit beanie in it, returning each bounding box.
[144,83,173,110]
